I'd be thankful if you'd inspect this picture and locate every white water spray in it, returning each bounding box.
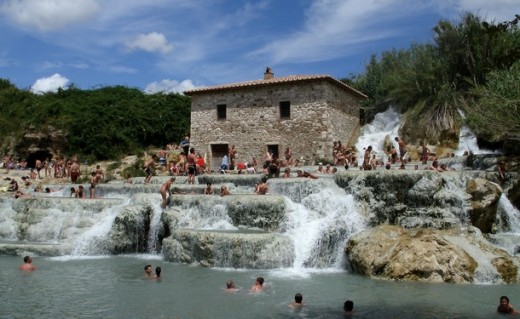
[281,185,366,269]
[356,106,401,155]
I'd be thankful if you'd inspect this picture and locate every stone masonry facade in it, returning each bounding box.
[185,70,365,171]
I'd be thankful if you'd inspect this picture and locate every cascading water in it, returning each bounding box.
[267,177,365,268]
[489,195,520,256]
[72,198,130,255]
[456,109,498,155]
[146,202,164,254]
[355,105,401,155]
[280,186,366,269]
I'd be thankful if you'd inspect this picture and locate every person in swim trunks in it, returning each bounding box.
[187,148,196,184]
[143,156,156,184]
[89,172,97,198]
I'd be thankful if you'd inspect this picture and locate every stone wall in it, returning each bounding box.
[190,80,360,170]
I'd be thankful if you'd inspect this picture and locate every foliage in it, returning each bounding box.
[465,60,520,141]
[347,13,520,145]
[0,84,191,160]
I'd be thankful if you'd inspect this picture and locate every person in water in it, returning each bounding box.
[289,293,304,308]
[155,266,161,279]
[344,300,354,316]
[19,255,36,272]
[497,296,518,314]
[225,280,238,292]
[250,277,264,292]
[144,264,153,279]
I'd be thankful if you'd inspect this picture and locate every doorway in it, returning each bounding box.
[210,144,228,172]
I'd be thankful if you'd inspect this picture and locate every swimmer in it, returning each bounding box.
[289,293,304,308]
[144,264,153,279]
[250,277,264,292]
[19,255,36,272]
[497,296,519,314]
[225,280,239,292]
[344,300,354,315]
[155,266,161,279]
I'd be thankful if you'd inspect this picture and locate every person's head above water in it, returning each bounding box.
[344,300,354,312]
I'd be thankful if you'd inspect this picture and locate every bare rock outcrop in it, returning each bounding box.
[466,178,502,233]
[347,224,519,283]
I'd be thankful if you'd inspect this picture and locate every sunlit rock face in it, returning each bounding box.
[335,171,503,232]
[162,228,294,268]
[346,225,519,283]
[466,178,502,233]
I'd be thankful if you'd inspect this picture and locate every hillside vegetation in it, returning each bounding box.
[0,83,191,162]
[345,13,520,148]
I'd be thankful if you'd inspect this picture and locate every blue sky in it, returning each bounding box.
[0,0,517,94]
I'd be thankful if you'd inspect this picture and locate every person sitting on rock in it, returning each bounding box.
[204,182,214,195]
[7,179,18,192]
[220,185,230,197]
[296,170,318,179]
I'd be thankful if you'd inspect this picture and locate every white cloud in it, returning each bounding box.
[31,73,69,94]
[250,0,424,64]
[439,0,519,22]
[125,32,173,54]
[0,0,99,32]
[144,79,198,94]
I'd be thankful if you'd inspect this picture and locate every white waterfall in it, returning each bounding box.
[456,110,499,155]
[355,106,401,155]
[280,185,366,269]
[146,202,164,254]
[72,199,130,255]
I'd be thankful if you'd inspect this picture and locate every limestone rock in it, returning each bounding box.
[346,225,477,283]
[466,178,502,233]
[162,229,294,268]
[109,205,151,254]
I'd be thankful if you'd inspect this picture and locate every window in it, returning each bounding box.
[279,101,290,119]
[217,104,227,120]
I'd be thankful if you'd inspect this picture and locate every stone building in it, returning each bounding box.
[184,68,366,171]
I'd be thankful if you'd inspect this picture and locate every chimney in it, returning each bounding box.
[264,66,274,80]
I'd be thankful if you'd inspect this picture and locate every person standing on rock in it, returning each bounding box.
[35,159,42,179]
[95,165,104,184]
[143,156,156,184]
[187,148,196,184]
[395,136,407,163]
[363,146,372,170]
[160,177,175,209]
[89,172,97,198]
[70,160,80,184]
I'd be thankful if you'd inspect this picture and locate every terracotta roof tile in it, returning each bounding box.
[184,74,367,98]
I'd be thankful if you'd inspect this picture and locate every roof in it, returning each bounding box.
[183,74,367,98]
